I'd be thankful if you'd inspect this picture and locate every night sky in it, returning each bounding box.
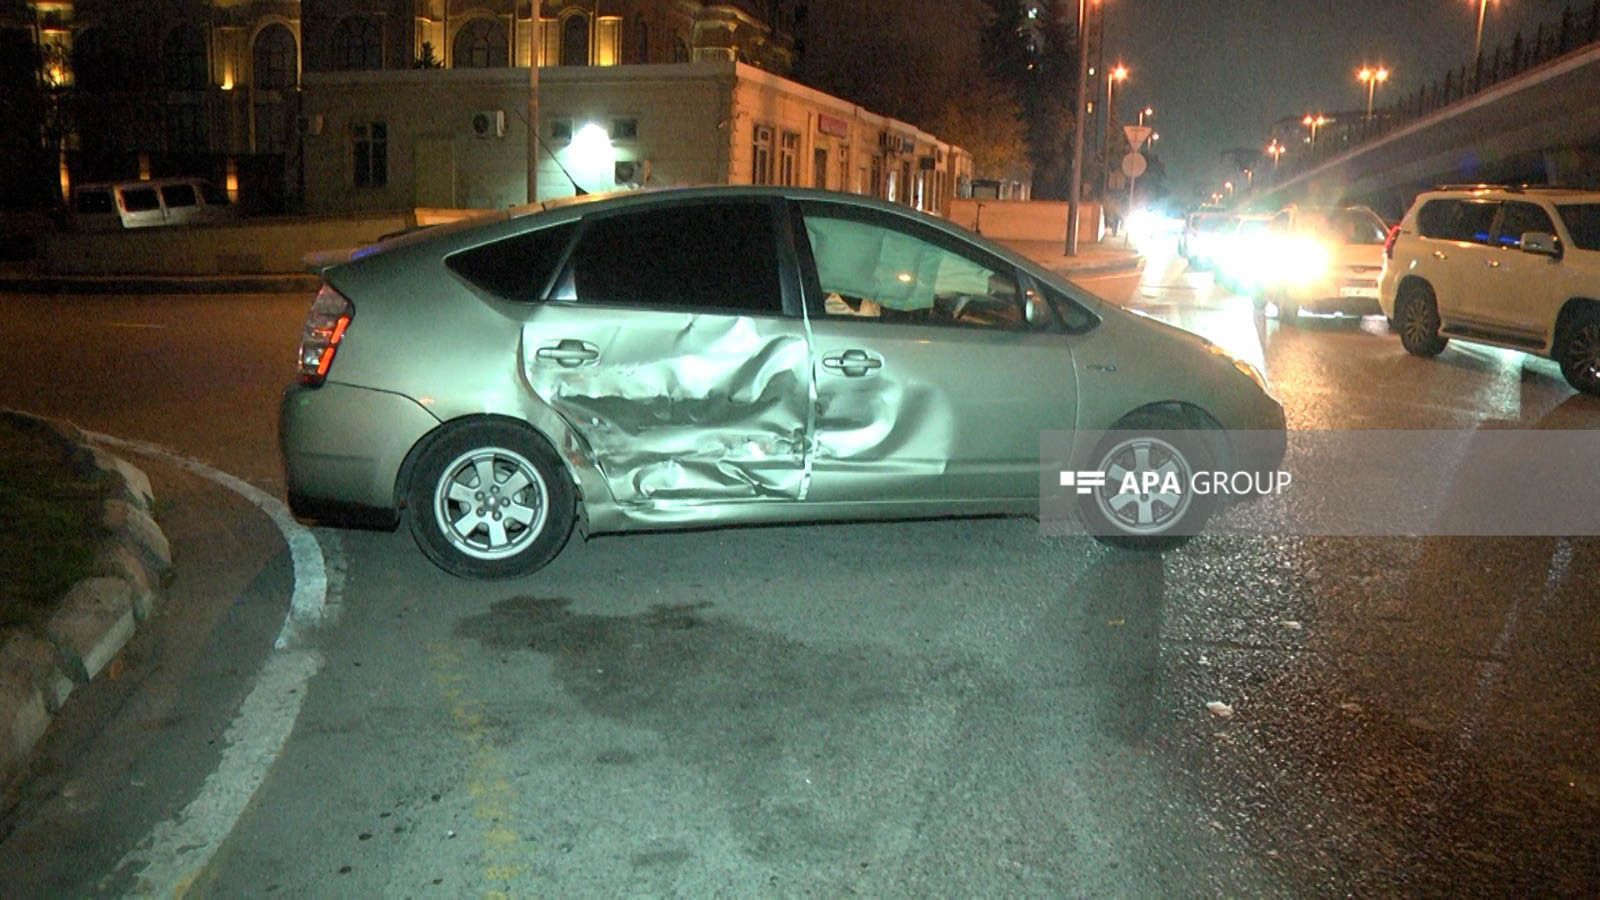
[1104,0,1575,197]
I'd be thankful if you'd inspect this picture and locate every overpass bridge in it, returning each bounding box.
[1254,3,1600,219]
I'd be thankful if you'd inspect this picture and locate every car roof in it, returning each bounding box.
[1419,186,1598,201]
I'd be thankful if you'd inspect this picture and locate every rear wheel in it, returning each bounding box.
[1397,285,1448,357]
[1556,306,1600,396]
[407,421,575,579]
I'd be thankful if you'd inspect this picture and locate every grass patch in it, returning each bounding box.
[0,415,110,634]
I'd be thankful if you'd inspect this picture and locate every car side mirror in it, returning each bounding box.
[1521,232,1562,259]
[1024,288,1053,330]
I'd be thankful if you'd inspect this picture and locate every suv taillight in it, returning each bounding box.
[297,284,354,386]
[1383,224,1401,259]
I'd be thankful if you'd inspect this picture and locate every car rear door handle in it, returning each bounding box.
[536,339,600,367]
[822,349,883,377]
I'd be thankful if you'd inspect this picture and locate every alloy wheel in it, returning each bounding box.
[432,447,549,560]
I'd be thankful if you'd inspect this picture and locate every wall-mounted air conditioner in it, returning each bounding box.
[470,110,506,138]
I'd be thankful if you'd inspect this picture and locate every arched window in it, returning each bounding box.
[332,16,382,71]
[560,13,588,66]
[453,18,508,68]
[627,15,648,64]
[72,27,126,91]
[252,23,297,89]
[161,24,207,90]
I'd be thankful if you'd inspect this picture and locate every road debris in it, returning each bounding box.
[1206,701,1235,719]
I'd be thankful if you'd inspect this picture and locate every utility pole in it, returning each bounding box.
[527,22,540,203]
[1065,0,1089,256]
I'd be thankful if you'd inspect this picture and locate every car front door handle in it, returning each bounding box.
[536,339,600,367]
[822,349,883,377]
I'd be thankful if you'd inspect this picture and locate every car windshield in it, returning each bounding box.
[1300,210,1385,244]
[1196,216,1233,233]
[1236,219,1270,235]
[1557,204,1600,251]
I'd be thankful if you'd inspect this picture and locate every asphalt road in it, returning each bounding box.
[2,248,1598,896]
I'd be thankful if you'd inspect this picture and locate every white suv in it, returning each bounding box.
[1380,186,1600,395]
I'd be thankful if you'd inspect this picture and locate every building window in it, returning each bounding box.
[627,15,649,64]
[813,147,828,189]
[332,16,382,71]
[610,118,638,141]
[672,35,689,63]
[751,125,773,185]
[352,121,388,188]
[161,24,207,90]
[253,23,297,90]
[72,28,127,92]
[549,118,572,141]
[560,14,588,66]
[778,131,798,186]
[166,102,206,149]
[454,18,508,68]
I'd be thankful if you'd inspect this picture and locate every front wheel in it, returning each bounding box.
[1080,411,1218,552]
[407,421,575,579]
[1397,286,1449,357]
[1556,307,1600,396]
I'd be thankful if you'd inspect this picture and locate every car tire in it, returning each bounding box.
[406,421,575,579]
[1081,410,1217,552]
[1396,285,1449,357]
[1555,306,1600,396]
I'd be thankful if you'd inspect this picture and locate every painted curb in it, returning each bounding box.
[0,417,171,793]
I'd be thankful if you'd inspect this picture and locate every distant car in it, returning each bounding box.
[1380,185,1600,395]
[1181,210,1235,267]
[1215,214,1275,293]
[280,187,1285,578]
[69,177,234,231]
[1259,205,1389,323]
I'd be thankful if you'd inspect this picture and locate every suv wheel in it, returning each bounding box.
[1556,306,1600,396]
[407,421,576,579]
[1397,285,1449,357]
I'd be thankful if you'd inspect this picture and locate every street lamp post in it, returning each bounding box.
[1066,0,1092,256]
[1302,113,1328,146]
[1472,0,1493,70]
[1101,63,1127,199]
[1358,65,1390,120]
[1266,139,1285,169]
[1138,106,1153,127]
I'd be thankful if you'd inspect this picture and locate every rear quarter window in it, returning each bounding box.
[1557,204,1600,252]
[446,223,577,302]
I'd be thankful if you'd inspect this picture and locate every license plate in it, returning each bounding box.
[1340,286,1377,298]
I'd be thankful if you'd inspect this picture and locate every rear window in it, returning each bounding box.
[1557,204,1600,252]
[74,189,114,214]
[120,187,161,212]
[569,202,783,315]
[446,223,577,302]
[1416,199,1498,244]
[1321,210,1386,244]
[161,184,197,208]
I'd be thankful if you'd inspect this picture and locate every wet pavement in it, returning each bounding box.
[1,249,1598,895]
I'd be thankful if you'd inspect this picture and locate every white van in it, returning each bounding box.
[70,178,234,230]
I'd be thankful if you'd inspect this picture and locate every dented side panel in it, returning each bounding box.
[519,305,811,509]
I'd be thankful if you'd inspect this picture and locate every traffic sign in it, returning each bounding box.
[1123,125,1153,148]
[1120,151,1148,179]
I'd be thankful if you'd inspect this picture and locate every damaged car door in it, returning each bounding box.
[522,199,811,509]
[793,201,1080,504]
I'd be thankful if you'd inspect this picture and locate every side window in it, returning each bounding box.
[120,187,160,212]
[568,202,782,315]
[1418,199,1498,244]
[447,222,576,302]
[161,183,197,208]
[802,211,1023,331]
[1495,202,1556,248]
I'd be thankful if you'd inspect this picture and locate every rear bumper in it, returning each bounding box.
[1294,294,1382,317]
[279,382,440,519]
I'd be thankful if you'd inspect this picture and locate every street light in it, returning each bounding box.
[1303,113,1329,146]
[1357,65,1390,120]
[1266,139,1285,169]
[1066,0,1096,256]
[1101,63,1128,198]
[1138,106,1153,126]
[1471,0,1496,69]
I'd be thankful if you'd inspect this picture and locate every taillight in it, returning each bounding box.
[1383,224,1401,259]
[297,284,354,386]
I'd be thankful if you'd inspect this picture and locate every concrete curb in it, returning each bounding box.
[0,274,319,295]
[0,415,171,792]
[1049,256,1145,279]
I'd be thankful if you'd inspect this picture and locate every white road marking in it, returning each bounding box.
[79,430,334,897]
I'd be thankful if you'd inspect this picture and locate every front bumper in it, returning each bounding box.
[279,381,441,521]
